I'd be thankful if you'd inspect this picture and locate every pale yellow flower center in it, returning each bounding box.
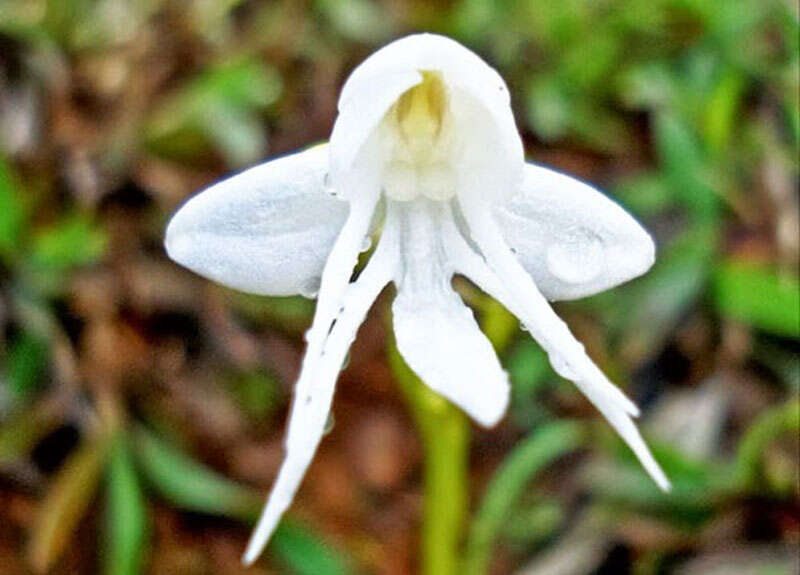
[383,72,456,202]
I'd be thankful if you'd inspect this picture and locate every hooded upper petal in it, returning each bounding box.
[338,34,511,118]
[328,33,524,204]
[495,163,656,301]
[165,145,348,296]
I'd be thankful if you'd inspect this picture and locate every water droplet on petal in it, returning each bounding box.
[323,413,335,435]
[545,230,604,285]
[323,172,336,196]
[549,353,576,380]
[300,276,321,298]
[360,236,372,253]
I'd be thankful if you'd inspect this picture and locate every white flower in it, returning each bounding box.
[165,33,669,565]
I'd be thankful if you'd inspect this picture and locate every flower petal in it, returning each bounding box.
[242,216,399,565]
[391,201,509,427]
[246,191,382,563]
[456,197,669,490]
[334,33,524,204]
[165,144,347,296]
[495,163,656,301]
[329,70,422,183]
[339,34,511,129]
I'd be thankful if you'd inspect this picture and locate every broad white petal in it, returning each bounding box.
[243,216,399,565]
[392,201,509,427]
[455,197,669,490]
[495,163,656,301]
[165,144,347,296]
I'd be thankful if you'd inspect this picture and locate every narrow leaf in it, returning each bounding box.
[132,426,261,521]
[106,434,148,575]
[463,421,584,575]
[6,331,49,398]
[713,260,800,337]
[132,427,354,571]
[271,521,353,575]
[0,155,26,256]
[28,432,111,573]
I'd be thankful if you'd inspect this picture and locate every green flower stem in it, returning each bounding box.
[385,295,516,575]
[388,336,469,575]
[479,295,519,354]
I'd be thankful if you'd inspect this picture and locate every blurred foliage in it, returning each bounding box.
[145,58,282,166]
[463,421,584,575]
[0,0,797,574]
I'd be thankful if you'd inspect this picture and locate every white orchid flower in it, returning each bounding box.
[165,33,670,565]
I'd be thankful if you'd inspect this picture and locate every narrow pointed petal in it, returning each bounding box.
[495,163,656,301]
[392,201,509,427]
[294,190,380,422]
[243,219,399,565]
[165,144,347,296]
[454,199,669,489]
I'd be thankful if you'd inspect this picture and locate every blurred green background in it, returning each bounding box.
[0,1,797,574]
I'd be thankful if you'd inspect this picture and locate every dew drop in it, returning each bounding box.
[549,353,576,380]
[545,229,604,285]
[360,236,372,253]
[300,276,321,298]
[323,413,335,435]
[323,172,336,196]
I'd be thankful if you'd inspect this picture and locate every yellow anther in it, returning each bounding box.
[394,72,447,155]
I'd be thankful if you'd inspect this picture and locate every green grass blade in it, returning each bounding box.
[105,434,148,575]
[463,421,584,575]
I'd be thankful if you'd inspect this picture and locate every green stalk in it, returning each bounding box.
[385,294,516,574]
[388,337,469,575]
